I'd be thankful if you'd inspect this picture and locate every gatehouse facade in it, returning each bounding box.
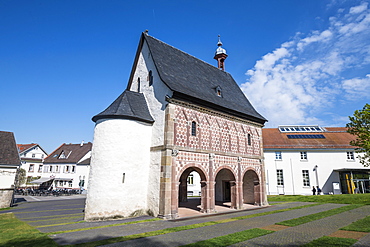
[84,32,268,220]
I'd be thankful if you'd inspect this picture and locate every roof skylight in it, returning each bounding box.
[279,125,324,133]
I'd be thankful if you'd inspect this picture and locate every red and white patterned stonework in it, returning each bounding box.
[174,105,261,155]
[173,104,263,181]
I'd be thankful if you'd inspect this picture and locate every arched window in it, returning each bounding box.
[148,70,153,86]
[247,133,251,145]
[191,121,197,136]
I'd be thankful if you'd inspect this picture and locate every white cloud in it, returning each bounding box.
[342,74,370,100]
[242,1,370,127]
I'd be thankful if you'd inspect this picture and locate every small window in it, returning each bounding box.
[191,121,197,136]
[72,166,76,173]
[148,70,153,86]
[277,169,284,186]
[49,166,53,172]
[38,165,43,173]
[275,151,282,160]
[32,154,35,158]
[29,164,34,172]
[347,151,354,160]
[247,134,251,145]
[137,77,141,92]
[302,170,310,187]
[300,151,307,160]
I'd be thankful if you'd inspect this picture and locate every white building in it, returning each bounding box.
[39,142,91,190]
[0,131,21,208]
[17,144,48,186]
[263,126,369,195]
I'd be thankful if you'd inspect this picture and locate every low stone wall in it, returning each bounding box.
[0,188,14,208]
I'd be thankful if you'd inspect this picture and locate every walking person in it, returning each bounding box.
[316,186,321,195]
[312,186,316,195]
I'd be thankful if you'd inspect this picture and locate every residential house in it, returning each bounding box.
[85,32,267,220]
[263,126,369,195]
[41,142,91,190]
[0,131,21,208]
[17,143,48,185]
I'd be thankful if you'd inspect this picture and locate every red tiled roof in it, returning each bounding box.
[17,144,38,153]
[262,127,356,149]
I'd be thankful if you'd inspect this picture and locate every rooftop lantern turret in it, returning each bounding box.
[214,35,228,71]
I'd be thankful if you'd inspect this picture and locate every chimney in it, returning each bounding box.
[214,35,228,71]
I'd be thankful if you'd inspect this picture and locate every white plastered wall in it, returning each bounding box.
[84,118,152,220]
[129,40,173,215]
[0,167,17,189]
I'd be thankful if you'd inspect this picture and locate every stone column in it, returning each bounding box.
[230,180,237,209]
[158,104,176,219]
[237,157,243,209]
[208,153,215,213]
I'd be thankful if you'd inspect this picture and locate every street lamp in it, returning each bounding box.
[313,165,319,188]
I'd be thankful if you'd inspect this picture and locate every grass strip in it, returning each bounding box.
[14,207,84,214]
[276,204,362,227]
[182,228,273,247]
[47,218,161,235]
[0,207,11,211]
[268,194,370,205]
[301,236,357,247]
[340,215,370,232]
[72,221,218,247]
[232,203,322,220]
[0,213,58,247]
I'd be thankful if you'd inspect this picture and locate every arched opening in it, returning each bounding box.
[215,168,236,209]
[243,170,261,205]
[178,167,206,214]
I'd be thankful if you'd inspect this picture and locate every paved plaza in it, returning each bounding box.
[1,195,370,246]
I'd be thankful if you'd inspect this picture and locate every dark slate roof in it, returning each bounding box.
[0,131,21,166]
[44,142,92,164]
[92,90,154,123]
[133,33,266,124]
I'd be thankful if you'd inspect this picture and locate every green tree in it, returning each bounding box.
[346,103,370,167]
[14,168,26,187]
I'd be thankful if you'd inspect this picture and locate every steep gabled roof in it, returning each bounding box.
[44,142,92,164]
[17,143,48,156]
[92,90,154,123]
[0,131,21,166]
[263,127,356,150]
[128,32,266,124]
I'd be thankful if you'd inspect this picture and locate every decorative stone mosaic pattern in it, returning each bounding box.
[175,151,209,180]
[174,105,262,156]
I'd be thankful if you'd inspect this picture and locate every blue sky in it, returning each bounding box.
[1,0,369,153]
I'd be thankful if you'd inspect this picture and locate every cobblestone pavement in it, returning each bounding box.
[2,196,370,246]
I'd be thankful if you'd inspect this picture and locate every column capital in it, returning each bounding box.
[209,153,215,160]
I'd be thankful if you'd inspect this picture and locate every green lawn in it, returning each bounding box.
[340,215,370,232]
[268,193,370,205]
[0,213,57,247]
[302,236,357,247]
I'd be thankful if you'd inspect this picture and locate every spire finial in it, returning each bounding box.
[217,35,222,47]
[214,35,228,71]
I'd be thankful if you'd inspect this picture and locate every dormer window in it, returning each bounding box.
[215,86,222,97]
